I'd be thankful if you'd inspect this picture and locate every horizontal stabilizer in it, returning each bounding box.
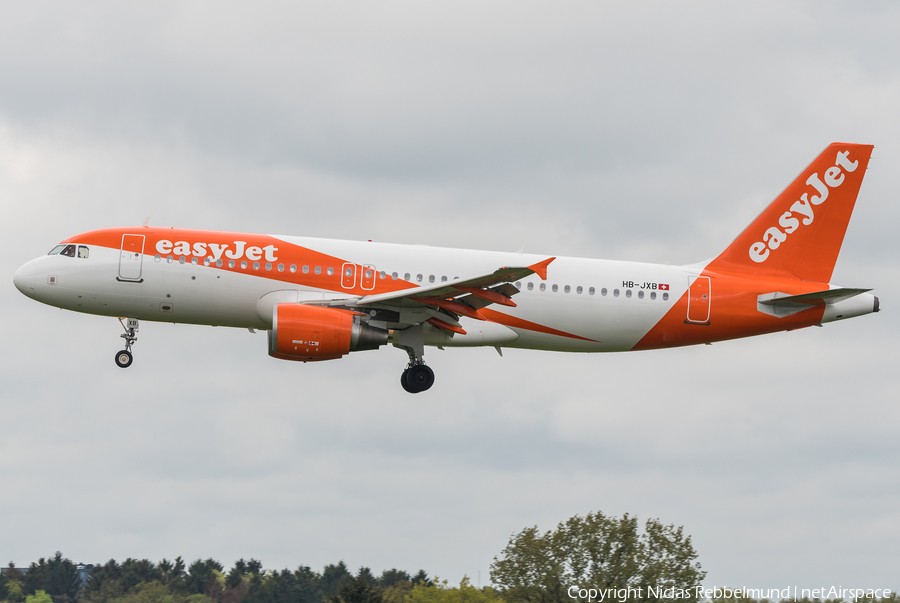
[757,287,871,317]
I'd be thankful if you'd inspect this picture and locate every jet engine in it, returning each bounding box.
[268,303,388,362]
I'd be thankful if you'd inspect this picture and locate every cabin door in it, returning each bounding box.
[686,276,711,324]
[118,234,145,281]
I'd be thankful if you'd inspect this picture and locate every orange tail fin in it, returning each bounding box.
[709,143,873,283]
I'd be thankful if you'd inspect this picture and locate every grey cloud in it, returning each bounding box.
[1,0,899,592]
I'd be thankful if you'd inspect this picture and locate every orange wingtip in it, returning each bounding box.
[426,317,467,335]
[528,257,555,280]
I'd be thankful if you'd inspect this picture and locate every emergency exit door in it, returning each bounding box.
[118,234,145,281]
[686,276,711,324]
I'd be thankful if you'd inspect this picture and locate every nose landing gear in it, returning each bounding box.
[115,317,139,368]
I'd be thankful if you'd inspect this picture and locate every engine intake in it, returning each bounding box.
[268,303,388,362]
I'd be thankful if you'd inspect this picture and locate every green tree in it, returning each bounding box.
[328,576,381,603]
[292,566,322,603]
[406,577,504,603]
[6,579,27,603]
[490,511,704,603]
[1,569,9,601]
[158,558,187,591]
[320,564,352,601]
[376,571,410,590]
[23,553,81,601]
[354,571,376,589]
[410,572,431,588]
[184,560,223,596]
[25,591,53,603]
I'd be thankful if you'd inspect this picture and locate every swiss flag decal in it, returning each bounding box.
[659,283,670,290]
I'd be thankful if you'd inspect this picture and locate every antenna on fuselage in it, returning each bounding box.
[141,216,150,227]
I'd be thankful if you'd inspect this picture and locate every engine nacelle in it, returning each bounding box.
[267,303,388,362]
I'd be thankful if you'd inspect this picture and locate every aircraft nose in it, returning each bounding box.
[13,262,36,298]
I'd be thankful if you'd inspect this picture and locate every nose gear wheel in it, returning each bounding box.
[115,350,133,368]
[116,317,139,368]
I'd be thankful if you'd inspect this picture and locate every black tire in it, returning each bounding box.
[115,350,133,368]
[400,368,416,393]
[407,364,435,392]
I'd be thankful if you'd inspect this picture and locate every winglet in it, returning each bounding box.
[528,257,555,280]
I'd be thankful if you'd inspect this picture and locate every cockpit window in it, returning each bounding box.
[77,245,90,259]
[60,244,76,257]
[48,245,65,255]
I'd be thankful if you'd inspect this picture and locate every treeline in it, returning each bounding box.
[0,555,439,603]
[5,511,895,603]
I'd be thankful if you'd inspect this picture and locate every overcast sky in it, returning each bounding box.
[1,0,898,592]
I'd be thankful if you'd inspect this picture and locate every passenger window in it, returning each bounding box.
[576,286,582,294]
[663,292,669,301]
[601,288,607,296]
[428,275,435,283]
[650,291,656,300]
[613,289,619,297]
[48,245,65,255]
[277,263,284,272]
[441,276,448,282]
[253,261,260,270]
[228,259,234,268]
[302,265,309,273]
[416,274,423,282]
[638,290,644,299]
[266,262,272,271]
[625,290,632,298]
[290,265,297,273]
[564,285,570,293]
[392,272,398,280]
[217,259,223,267]
[61,245,76,257]
[179,257,186,264]
[241,260,247,269]
[552,284,558,292]
[326,267,334,276]
[154,254,161,263]
[77,246,90,259]
[168,255,174,264]
[540,283,546,291]
[203,257,210,266]
[191,257,198,265]
[527,282,534,290]
[589,287,595,295]
[380,271,386,279]
[315,266,321,275]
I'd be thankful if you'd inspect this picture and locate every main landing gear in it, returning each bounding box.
[393,324,434,394]
[115,317,139,368]
[401,363,435,394]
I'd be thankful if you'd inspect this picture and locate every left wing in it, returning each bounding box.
[353,257,555,334]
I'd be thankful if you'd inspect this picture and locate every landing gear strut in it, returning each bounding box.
[393,324,434,394]
[115,317,139,368]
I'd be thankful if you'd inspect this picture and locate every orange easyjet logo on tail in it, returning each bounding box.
[749,150,859,263]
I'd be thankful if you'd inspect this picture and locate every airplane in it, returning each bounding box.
[13,143,879,393]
